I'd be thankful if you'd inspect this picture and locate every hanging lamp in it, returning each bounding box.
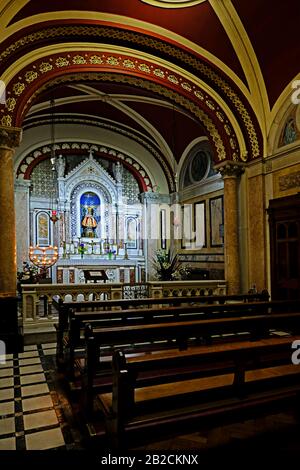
[49,98,59,224]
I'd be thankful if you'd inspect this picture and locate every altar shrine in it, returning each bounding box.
[16,149,152,283]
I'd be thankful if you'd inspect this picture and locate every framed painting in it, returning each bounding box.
[209,196,224,247]
[194,201,206,248]
[181,204,195,249]
[36,211,51,246]
[126,217,137,249]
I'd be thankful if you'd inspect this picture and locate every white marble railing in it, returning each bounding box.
[21,280,227,326]
[148,280,227,298]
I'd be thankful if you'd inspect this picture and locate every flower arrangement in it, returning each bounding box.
[78,242,87,257]
[152,249,190,281]
[17,262,39,282]
[106,248,116,259]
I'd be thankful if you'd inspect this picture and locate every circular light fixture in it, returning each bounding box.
[141,0,206,8]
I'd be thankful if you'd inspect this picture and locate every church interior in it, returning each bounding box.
[1,0,300,462]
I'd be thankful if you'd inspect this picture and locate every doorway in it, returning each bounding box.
[268,194,300,300]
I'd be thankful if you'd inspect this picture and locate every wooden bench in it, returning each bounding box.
[88,310,300,346]
[82,309,300,413]
[53,290,270,327]
[97,335,300,449]
[53,290,270,363]
[65,299,298,377]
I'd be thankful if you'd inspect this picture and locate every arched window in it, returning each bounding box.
[181,142,216,189]
[36,211,51,246]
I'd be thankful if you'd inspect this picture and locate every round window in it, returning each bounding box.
[189,151,209,183]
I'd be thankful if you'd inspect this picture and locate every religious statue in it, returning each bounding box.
[56,154,66,177]
[114,161,123,183]
[81,205,98,238]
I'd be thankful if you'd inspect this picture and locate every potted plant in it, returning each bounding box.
[106,248,116,260]
[78,243,87,258]
[152,249,190,281]
[17,262,39,295]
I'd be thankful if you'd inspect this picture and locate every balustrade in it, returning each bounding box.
[21,279,227,328]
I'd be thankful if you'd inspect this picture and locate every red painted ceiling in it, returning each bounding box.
[125,100,205,160]
[10,0,246,82]
[26,81,203,161]
[27,99,154,140]
[3,0,297,169]
[232,0,300,107]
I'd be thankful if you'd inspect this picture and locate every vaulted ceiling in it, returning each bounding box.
[0,0,298,190]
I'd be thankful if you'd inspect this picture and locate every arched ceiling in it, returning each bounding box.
[3,0,299,110]
[24,81,206,164]
[0,0,298,186]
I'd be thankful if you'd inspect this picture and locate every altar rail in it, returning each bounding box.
[21,280,227,326]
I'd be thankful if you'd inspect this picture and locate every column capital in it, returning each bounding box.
[14,178,31,192]
[0,126,22,149]
[214,161,245,179]
[140,191,171,204]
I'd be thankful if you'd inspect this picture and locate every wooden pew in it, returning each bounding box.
[87,311,300,347]
[53,290,270,362]
[64,299,300,378]
[82,309,300,413]
[97,336,300,449]
[53,290,270,325]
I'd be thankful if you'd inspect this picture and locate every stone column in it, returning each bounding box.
[247,171,267,292]
[14,179,31,270]
[140,191,160,281]
[216,162,244,295]
[0,127,21,297]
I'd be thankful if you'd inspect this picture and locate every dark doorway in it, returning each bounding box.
[268,194,300,300]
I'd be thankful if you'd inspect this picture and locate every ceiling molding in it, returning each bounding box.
[140,0,206,8]
[1,44,257,163]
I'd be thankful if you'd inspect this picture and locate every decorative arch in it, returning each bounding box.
[0,20,263,161]
[21,116,174,190]
[15,141,157,192]
[0,48,255,163]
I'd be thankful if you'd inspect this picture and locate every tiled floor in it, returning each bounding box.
[0,343,79,450]
[1,339,300,457]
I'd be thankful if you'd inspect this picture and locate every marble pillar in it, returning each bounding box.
[216,162,244,295]
[248,173,267,291]
[140,192,160,280]
[0,127,21,297]
[15,179,30,270]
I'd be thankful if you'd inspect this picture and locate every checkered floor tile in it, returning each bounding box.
[0,344,78,450]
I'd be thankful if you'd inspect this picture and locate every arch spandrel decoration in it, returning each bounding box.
[2,50,243,163]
